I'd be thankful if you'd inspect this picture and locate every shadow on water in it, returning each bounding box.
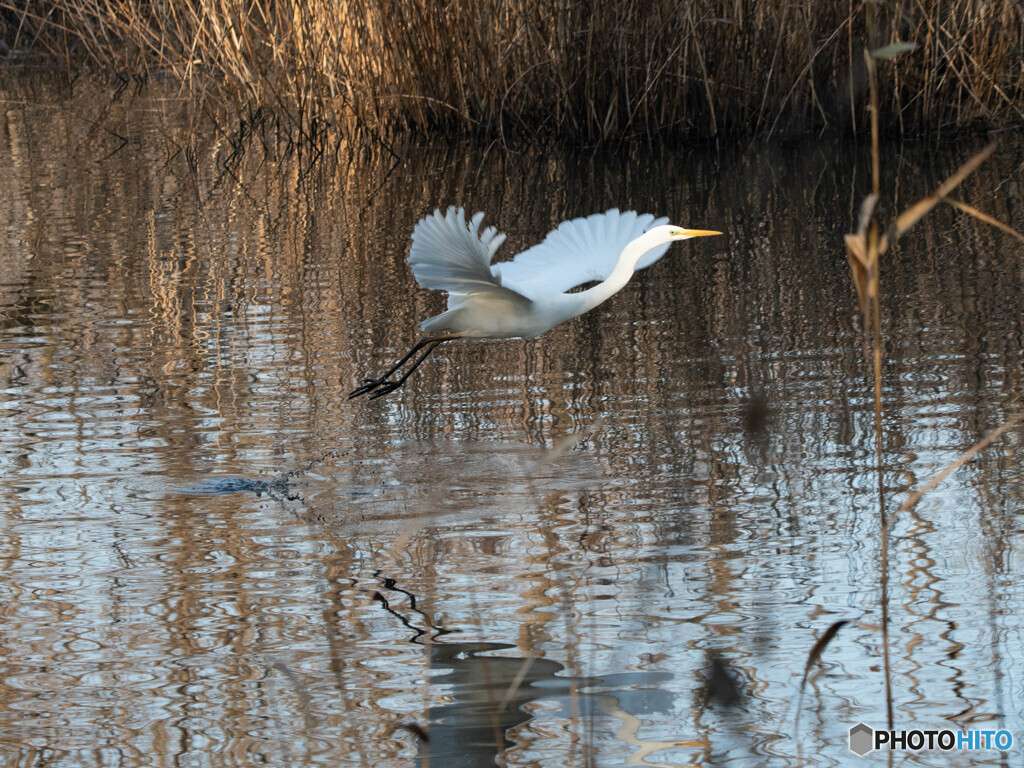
[174,476,297,497]
[416,642,681,768]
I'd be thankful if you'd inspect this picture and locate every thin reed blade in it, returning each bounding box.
[844,234,870,316]
[881,142,997,251]
[945,198,1024,243]
[871,42,919,60]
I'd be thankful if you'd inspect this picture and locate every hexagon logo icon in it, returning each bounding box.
[849,722,874,755]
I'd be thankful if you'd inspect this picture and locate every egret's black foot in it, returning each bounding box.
[348,336,454,401]
[349,377,402,399]
[368,381,402,400]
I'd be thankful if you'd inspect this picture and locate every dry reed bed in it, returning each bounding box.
[3,1,1023,141]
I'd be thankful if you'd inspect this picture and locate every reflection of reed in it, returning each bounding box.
[4,81,1022,458]
[2,82,1024,765]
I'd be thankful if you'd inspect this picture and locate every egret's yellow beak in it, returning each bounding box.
[680,228,723,237]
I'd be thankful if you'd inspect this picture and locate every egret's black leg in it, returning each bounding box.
[366,340,445,399]
[349,338,434,398]
[349,336,455,399]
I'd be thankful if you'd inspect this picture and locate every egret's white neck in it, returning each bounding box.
[563,229,669,317]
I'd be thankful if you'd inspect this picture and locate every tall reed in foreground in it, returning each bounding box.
[4,1,1024,143]
[843,46,1024,734]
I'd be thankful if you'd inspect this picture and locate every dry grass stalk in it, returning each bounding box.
[898,409,1024,515]
[843,36,1024,734]
[3,0,1023,142]
[794,620,849,735]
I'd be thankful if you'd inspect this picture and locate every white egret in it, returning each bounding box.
[350,207,721,399]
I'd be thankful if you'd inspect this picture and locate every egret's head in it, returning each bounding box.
[657,224,723,242]
[621,223,722,270]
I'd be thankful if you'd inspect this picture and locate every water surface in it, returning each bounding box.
[1,77,1022,767]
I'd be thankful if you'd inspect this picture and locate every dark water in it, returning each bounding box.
[1,77,1022,767]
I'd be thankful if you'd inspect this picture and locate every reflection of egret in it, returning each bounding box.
[350,207,721,399]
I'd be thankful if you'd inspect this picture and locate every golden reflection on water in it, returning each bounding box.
[1,77,1023,767]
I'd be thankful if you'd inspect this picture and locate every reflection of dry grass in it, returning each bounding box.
[5,1,1024,141]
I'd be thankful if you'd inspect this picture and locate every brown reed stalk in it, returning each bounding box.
[844,47,896,732]
[3,1,1023,143]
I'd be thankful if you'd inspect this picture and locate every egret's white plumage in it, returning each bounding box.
[350,206,721,398]
[491,209,672,293]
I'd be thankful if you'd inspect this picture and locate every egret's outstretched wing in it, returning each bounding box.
[410,207,507,294]
[492,209,670,294]
[409,207,532,320]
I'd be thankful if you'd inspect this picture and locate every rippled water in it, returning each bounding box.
[1,77,1022,767]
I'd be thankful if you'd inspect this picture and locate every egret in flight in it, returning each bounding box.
[350,207,721,399]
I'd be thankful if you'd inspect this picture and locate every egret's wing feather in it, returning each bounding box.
[410,207,508,294]
[492,209,670,294]
[409,207,532,316]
